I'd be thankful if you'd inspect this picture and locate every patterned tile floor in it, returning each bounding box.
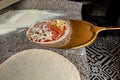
[86,35,120,80]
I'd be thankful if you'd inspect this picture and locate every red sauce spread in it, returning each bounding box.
[47,20,66,41]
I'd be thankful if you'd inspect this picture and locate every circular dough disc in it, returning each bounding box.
[0,49,81,80]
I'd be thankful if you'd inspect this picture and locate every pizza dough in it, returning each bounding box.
[0,49,81,80]
[26,19,72,48]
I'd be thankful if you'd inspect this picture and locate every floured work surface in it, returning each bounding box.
[0,31,89,80]
[0,10,89,80]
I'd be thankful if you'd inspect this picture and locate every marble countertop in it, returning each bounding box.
[0,0,89,80]
[0,30,89,80]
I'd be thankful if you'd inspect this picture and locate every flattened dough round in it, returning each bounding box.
[0,49,80,80]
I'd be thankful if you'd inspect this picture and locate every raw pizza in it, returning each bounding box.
[26,19,71,48]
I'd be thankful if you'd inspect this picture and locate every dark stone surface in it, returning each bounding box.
[0,0,89,80]
[0,30,89,80]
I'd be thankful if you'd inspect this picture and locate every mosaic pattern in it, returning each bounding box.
[86,36,120,80]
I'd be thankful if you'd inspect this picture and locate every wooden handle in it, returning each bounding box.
[106,27,120,30]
